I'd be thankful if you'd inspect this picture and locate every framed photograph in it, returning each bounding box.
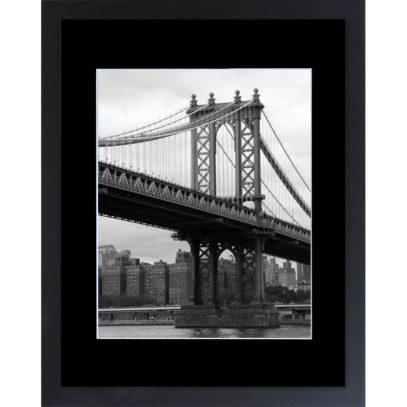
[96,68,312,340]
[42,0,364,405]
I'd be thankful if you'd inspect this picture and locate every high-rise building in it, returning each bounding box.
[115,250,131,266]
[129,257,140,266]
[297,263,311,284]
[266,257,279,286]
[145,260,169,305]
[169,262,193,305]
[125,265,145,297]
[98,267,102,296]
[100,265,123,296]
[218,258,236,301]
[175,249,192,264]
[278,260,297,289]
[98,245,117,266]
[264,262,272,284]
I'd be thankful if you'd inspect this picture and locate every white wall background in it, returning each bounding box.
[1,1,407,406]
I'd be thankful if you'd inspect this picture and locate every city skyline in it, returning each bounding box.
[98,243,302,275]
[98,244,309,314]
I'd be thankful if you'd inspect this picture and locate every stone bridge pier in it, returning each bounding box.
[175,235,279,328]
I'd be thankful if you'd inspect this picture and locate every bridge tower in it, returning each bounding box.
[189,89,265,213]
[176,90,277,327]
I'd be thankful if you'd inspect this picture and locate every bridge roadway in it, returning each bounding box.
[98,162,310,264]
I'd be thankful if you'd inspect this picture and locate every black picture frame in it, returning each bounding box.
[42,1,364,406]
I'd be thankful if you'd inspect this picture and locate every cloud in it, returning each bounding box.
[98,216,189,264]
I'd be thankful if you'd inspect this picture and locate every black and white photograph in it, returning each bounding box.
[97,69,312,339]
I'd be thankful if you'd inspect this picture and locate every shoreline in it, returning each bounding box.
[98,319,311,327]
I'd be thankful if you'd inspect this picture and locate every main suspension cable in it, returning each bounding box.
[262,110,311,192]
[100,106,189,139]
[99,100,254,147]
[261,180,302,227]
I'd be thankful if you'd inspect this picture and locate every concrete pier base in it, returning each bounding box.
[175,303,279,328]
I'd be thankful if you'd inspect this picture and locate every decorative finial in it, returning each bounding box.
[253,88,260,101]
[190,94,197,107]
[208,92,215,105]
[234,89,241,103]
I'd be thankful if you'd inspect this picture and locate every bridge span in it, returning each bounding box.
[99,162,310,264]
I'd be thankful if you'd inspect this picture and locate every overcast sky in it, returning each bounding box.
[97,69,311,265]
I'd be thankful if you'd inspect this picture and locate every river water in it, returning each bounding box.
[98,324,311,339]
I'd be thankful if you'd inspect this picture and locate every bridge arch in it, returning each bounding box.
[215,122,236,198]
[217,247,237,305]
[215,121,234,135]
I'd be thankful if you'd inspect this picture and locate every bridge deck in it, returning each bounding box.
[98,162,310,264]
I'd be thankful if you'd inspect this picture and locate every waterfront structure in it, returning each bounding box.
[275,304,311,323]
[98,304,311,326]
[98,306,180,325]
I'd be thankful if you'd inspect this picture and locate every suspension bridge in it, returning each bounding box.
[98,89,311,326]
